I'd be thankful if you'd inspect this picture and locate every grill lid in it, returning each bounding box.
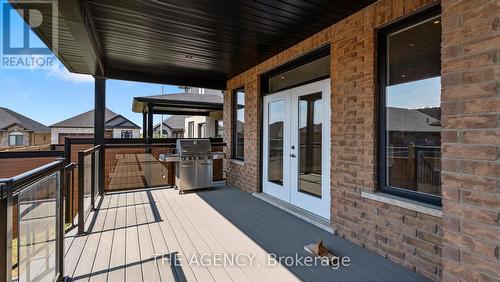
[176,139,212,155]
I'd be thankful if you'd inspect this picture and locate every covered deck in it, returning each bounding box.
[64,187,429,282]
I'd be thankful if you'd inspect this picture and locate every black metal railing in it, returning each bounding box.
[0,159,72,282]
[77,145,101,235]
[63,163,77,229]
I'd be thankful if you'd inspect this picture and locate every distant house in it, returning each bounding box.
[50,108,140,144]
[387,107,441,147]
[152,115,187,138]
[0,107,50,148]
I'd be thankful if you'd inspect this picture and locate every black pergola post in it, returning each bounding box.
[142,112,147,139]
[147,104,153,140]
[94,76,106,195]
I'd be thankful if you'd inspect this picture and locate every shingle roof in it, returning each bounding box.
[153,115,187,130]
[50,108,140,129]
[0,107,50,133]
[387,107,441,132]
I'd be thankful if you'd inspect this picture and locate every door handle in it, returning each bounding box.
[290,153,296,158]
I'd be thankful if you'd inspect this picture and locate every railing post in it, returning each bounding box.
[57,166,65,281]
[77,151,85,235]
[0,182,13,282]
[65,166,71,224]
[91,151,96,210]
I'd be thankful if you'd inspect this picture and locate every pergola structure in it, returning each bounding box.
[132,93,223,139]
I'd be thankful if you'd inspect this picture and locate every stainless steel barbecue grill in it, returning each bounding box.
[170,139,213,193]
[159,139,225,193]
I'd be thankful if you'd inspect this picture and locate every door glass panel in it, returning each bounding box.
[268,100,284,185]
[298,92,322,197]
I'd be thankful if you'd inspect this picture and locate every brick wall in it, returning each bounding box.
[224,28,331,192]
[224,0,500,281]
[329,1,444,280]
[440,0,500,281]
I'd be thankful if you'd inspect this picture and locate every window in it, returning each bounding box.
[198,123,206,138]
[215,120,224,138]
[121,130,133,139]
[9,132,23,146]
[379,7,442,206]
[188,121,194,138]
[233,89,245,160]
[262,46,330,93]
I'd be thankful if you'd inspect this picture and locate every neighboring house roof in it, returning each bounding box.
[153,115,188,131]
[0,107,50,133]
[50,108,140,129]
[387,107,441,132]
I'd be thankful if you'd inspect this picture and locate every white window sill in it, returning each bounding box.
[229,159,245,166]
[361,191,442,217]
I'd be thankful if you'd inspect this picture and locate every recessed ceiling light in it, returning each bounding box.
[280,76,285,79]
[401,74,406,78]
[409,43,414,47]
[433,20,440,24]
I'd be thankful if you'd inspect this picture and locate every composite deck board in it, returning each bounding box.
[72,196,111,281]
[149,189,198,282]
[153,189,215,282]
[171,192,251,282]
[161,187,232,281]
[124,191,143,282]
[177,190,288,282]
[89,194,118,282]
[65,187,430,282]
[135,191,162,282]
[139,192,177,282]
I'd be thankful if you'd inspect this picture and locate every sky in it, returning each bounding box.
[0,4,180,130]
[387,77,441,109]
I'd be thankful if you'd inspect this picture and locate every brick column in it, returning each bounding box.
[441,0,500,281]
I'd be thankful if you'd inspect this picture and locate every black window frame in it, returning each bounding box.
[198,122,206,138]
[120,130,133,139]
[377,5,442,206]
[232,88,245,160]
[261,45,330,95]
[215,120,223,138]
[188,121,194,138]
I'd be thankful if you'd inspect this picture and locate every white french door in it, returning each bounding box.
[262,79,331,219]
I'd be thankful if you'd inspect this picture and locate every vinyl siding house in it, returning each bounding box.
[50,108,140,144]
[152,115,187,138]
[0,107,50,148]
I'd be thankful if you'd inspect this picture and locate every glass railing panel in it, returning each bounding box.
[104,146,173,191]
[17,172,59,282]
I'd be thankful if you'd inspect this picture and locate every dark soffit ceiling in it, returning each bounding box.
[12,0,376,89]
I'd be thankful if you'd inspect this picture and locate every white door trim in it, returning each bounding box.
[289,79,331,220]
[262,90,290,201]
[262,78,331,220]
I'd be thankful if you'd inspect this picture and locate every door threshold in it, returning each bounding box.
[252,192,335,234]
